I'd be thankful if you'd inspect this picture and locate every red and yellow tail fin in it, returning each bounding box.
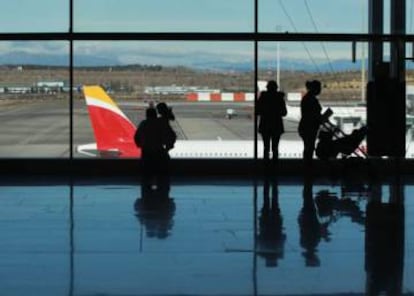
[83,85,140,157]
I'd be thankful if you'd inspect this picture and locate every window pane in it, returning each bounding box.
[259,0,368,33]
[406,44,414,158]
[0,0,68,32]
[408,0,414,35]
[73,41,254,159]
[0,41,70,158]
[74,0,253,32]
[259,41,368,159]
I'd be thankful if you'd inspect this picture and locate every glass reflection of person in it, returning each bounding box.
[298,178,329,267]
[257,177,286,267]
[134,184,176,240]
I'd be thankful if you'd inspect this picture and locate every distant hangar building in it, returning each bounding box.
[36,81,66,93]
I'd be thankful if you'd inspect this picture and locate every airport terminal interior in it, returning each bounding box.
[1,0,414,295]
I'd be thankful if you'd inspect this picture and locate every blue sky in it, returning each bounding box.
[0,0,68,32]
[0,1,411,69]
[0,0,373,33]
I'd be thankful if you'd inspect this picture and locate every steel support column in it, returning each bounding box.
[368,0,383,81]
[367,0,406,157]
[390,0,406,157]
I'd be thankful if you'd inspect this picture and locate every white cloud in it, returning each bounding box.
[4,41,68,55]
[74,41,254,66]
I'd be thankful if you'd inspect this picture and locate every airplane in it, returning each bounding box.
[223,102,366,131]
[77,85,304,158]
[78,85,414,159]
[257,80,367,126]
[217,81,368,128]
[285,103,366,128]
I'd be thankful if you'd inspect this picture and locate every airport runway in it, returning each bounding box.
[121,101,299,141]
[0,99,300,158]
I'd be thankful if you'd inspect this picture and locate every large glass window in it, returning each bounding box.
[0,0,410,159]
[259,41,368,158]
[0,42,70,158]
[74,0,254,32]
[408,1,414,35]
[0,0,68,33]
[406,45,414,158]
[259,0,368,33]
[73,41,255,158]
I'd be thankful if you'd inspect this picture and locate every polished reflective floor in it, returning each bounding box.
[0,175,413,295]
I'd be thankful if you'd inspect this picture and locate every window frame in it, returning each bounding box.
[0,0,412,161]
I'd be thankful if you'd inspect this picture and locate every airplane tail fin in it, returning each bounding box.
[83,85,140,157]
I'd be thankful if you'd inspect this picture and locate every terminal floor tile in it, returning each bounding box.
[0,175,413,295]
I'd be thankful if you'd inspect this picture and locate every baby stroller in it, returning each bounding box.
[316,108,367,160]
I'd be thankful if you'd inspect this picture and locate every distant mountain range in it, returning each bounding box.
[0,51,120,67]
[0,51,412,72]
[195,59,369,72]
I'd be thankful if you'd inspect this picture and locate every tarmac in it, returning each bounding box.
[0,99,300,158]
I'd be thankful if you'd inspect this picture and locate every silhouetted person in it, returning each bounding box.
[257,177,286,267]
[257,80,287,171]
[298,177,330,267]
[134,190,176,239]
[134,107,170,197]
[299,80,323,167]
[156,102,176,195]
[156,102,176,151]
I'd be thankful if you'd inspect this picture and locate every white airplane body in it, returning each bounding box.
[168,139,303,159]
[78,85,414,159]
[78,140,303,158]
[77,86,305,159]
[284,104,366,125]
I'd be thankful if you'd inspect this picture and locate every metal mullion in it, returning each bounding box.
[253,0,258,295]
[0,32,413,42]
[254,0,258,163]
[69,0,73,160]
[0,33,69,41]
[68,32,414,42]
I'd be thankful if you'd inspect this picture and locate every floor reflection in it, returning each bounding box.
[257,177,286,267]
[134,176,176,239]
[0,176,412,295]
[298,178,330,267]
[365,180,404,296]
[134,195,176,240]
[254,176,407,295]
